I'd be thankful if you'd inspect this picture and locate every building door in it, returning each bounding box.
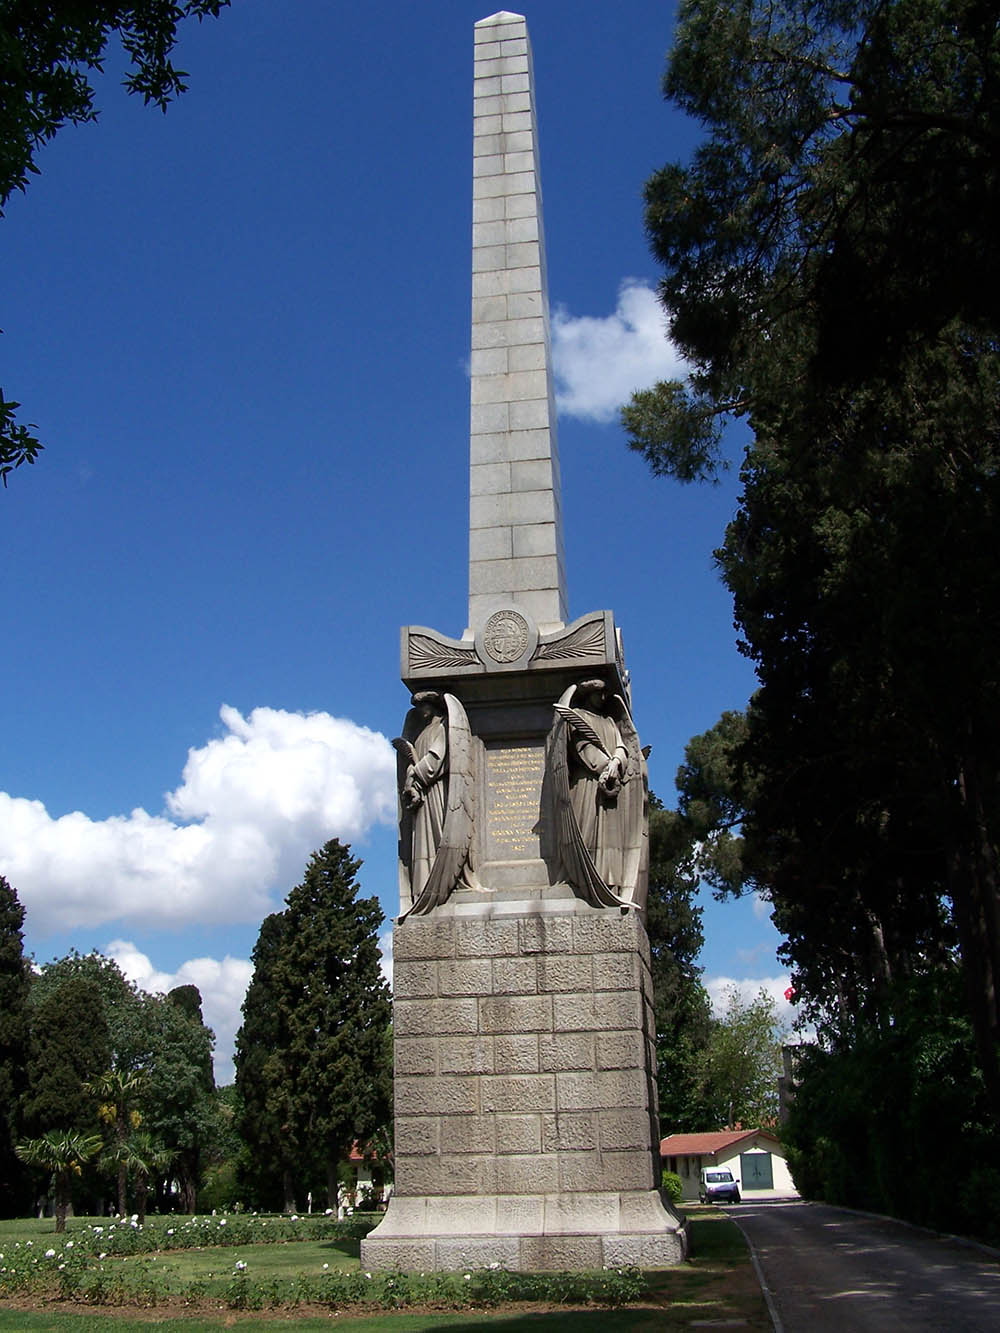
[740,1152,773,1190]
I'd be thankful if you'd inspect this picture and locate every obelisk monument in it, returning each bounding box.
[361,12,686,1271]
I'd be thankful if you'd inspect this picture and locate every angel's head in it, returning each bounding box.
[411,690,445,721]
[574,678,607,710]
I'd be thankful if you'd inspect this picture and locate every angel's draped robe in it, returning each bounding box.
[410,715,448,895]
[568,709,629,890]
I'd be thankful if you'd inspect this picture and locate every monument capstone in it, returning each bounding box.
[360,11,687,1271]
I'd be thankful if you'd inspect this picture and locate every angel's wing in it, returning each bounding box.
[607,694,647,907]
[403,693,477,917]
[546,686,628,910]
[393,712,424,913]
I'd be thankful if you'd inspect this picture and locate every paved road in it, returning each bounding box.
[731,1199,1000,1332]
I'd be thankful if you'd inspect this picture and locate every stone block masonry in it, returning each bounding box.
[467,11,567,636]
[360,899,686,1271]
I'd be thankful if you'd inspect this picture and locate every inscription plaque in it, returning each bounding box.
[485,744,544,860]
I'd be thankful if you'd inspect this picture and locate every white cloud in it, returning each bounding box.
[751,892,771,921]
[705,973,797,1035]
[107,939,253,1086]
[551,280,686,423]
[0,704,395,933]
[378,927,393,991]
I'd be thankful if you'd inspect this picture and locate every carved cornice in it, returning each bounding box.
[402,610,624,693]
[534,615,606,663]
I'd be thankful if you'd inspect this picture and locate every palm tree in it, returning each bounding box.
[84,1069,145,1216]
[15,1131,102,1232]
[101,1132,168,1224]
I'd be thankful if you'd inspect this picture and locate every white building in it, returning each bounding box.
[660,1129,798,1202]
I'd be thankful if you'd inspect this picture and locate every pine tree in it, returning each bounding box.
[0,876,30,1215]
[236,840,392,1210]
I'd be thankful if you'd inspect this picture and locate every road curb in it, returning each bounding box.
[727,1214,783,1333]
[808,1200,1000,1262]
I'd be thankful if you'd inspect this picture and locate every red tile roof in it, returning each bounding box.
[659,1129,780,1156]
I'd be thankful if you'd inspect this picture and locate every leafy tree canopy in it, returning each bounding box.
[23,975,111,1137]
[624,0,1000,479]
[29,950,151,1072]
[699,985,785,1130]
[630,0,1000,1122]
[27,952,221,1211]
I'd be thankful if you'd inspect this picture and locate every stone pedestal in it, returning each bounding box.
[361,896,686,1270]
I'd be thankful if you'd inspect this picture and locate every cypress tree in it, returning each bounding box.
[0,876,30,1215]
[236,840,392,1209]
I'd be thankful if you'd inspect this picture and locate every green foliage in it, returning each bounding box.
[25,953,222,1214]
[0,391,42,488]
[234,913,296,1210]
[698,986,784,1130]
[14,1130,102,1232]
[84,1068,147,1217]
[140,986,219,1212]
[622,379,725,483]
[0,876,29,1215]
[22,976,110,1138]
[645,793,712,1132]
[235,840,392,1211]
[635,0,1000,1134]
[0,0,232,209]
[660,1169,683,1203]
[29,951,149,1073]
[631,0,1000,477]
[786,973,1000,1244]
[646,711,760,1134]
[0,1208,645,1309]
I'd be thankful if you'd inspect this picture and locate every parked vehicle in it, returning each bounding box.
[699,1167,741,1204]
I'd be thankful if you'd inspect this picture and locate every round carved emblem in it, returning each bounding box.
[483,610,530,663]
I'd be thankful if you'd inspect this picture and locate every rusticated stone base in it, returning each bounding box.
[361,897,687,1271]
[360,1188,686,1271]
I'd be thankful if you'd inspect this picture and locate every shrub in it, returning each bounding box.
[661,1170,683,1204]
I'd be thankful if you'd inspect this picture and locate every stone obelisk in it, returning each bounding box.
[361,12,686,1272]
[467,10,566,637]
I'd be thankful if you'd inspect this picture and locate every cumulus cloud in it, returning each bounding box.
[551,280,686,423]
[705,973,797,1035]
[0,705,395,934]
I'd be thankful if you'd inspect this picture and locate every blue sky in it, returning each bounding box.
[2,1,787,1082]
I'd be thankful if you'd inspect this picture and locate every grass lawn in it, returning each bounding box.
[0,1205,768,1329]
[134,1233,361,1291]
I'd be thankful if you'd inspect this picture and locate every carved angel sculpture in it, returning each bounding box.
[546,678,648,910]
[393,691,477,917]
